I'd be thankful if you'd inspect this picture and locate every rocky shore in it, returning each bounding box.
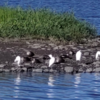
[0,37,100,74]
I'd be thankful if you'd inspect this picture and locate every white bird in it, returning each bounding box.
[48,54,55,67]
[76,50,82,61]
[95,51,100,60]
[14,56,23,67]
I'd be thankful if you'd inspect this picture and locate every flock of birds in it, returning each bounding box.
[13,50,100,67]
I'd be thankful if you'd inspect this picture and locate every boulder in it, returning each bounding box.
[43,68,49,73]
[64,67,73,73]
[32,68,42,73]
[0,64,6,68]
[86,68,93,73]
[41,65,48,69]
[3,69,10,72]
[93,67,100,72]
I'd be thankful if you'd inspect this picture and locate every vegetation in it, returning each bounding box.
[0,6,97,42]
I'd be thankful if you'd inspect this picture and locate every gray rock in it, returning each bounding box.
[78,68,84,73]
[3,69,10,72]
[86,68,92,73]
[0,64,6,68]
[53,46,59,50]
[0,69,3,72]
[64,67,73,73]
[41,48,46,50]
[24,63,31,67]
[93,67,100,72]
[49,69,57,73]
[32,68,42,73]
[93,61,100,67]
[43,69,49,73]
[11,67,16,71]
[22,67,27,72]
[91,42,98,47]
[41,65,48,69]
[83,52,90,56]
[58,45,64,50]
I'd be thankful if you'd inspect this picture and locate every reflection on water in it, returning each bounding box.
[74,73,81,87]
[74,74,81,99]
[47,74,55,98]
[48,74,55,87]
[14,73,21,99]
[0,73,100,100]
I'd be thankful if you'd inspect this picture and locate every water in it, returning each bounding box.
[0,72,100,100]
[0,0,100,34]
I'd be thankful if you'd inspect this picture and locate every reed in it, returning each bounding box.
[0,6,97,42]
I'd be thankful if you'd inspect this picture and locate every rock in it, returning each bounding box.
[32,68,42,73]
[91,42,98,47]
[3,69,10,72]
[24,63,31,67]
[0,69,3,72]
[11,67,15,71]
[78,68,84,73]
[64,67,73,73]
[83,52,90,56]
[86,68,93,73]
[93,61,100,67]
[53,46,59,50]
[82,57,93,65]
[43,69,49,73]
[30,43,42,49]
[21,67,27,72]
[58,45,64,50]
[41,65,48,69]
[49,69,57,73]
[0,64,6,68]
[93,67,100,72]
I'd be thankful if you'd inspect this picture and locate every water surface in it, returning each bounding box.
[0,72,100,100]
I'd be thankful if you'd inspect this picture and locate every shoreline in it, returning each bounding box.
[0,37,100,74]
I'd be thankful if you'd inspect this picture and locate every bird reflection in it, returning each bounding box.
[94,73,100,92]
[74,73,81,99]
[74,73,81,87]
[47,75,55,98]
[48,75,55,87]
[14,73,21,98]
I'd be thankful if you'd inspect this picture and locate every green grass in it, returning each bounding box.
[0,6,97,42]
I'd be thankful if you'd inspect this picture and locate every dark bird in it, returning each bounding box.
[26,51,35,58]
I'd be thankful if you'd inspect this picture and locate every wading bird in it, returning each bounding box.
[76,50,82,61]
[95,51,100,60]
[14,55,32,66]
[48,54,55,67]
[14,56,23,67]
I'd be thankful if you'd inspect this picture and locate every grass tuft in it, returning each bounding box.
[0,6,97,42]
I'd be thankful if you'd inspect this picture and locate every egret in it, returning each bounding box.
[48,54,55,67]
[14,56,23,67]
[95,51,100,60]
[76,50,82,61]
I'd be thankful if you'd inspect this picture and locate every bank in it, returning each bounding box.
[0,36,99,74]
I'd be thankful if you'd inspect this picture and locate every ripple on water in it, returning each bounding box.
[0,73,100,100]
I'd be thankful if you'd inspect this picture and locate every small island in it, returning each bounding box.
[0,6,99,74]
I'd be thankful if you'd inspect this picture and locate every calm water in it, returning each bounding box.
[0,72,100,100]
[0,0,100,34]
